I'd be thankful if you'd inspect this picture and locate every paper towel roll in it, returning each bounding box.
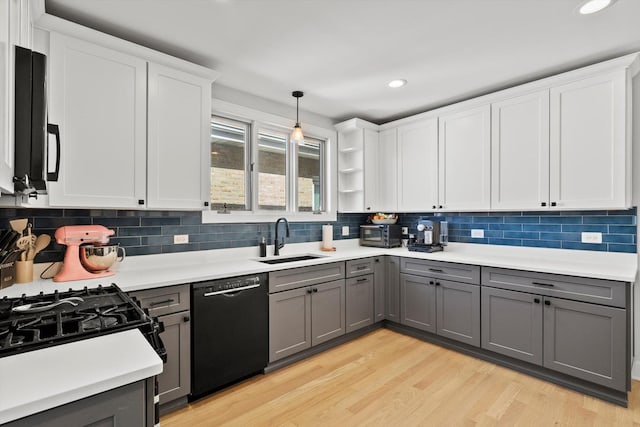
[322,224,333,249]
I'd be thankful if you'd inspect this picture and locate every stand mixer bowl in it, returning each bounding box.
[79,244,125,272]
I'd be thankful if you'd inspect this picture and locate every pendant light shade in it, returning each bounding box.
[291,91,304,143]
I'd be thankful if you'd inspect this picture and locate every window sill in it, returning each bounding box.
[201,210,337,224]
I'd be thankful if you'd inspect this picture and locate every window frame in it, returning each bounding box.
[203,100,337,224]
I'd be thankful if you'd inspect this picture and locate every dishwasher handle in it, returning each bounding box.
[203,283,261,297]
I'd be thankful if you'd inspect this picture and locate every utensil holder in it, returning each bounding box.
[15,260,33,283]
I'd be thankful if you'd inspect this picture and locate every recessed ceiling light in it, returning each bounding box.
[578,0,616,14]
[388,79,407,88]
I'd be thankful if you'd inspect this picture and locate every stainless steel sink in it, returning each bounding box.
[258,254,325,264]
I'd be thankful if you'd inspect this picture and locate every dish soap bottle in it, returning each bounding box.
[259,237,267,257]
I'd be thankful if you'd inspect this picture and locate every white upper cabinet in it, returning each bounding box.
[48,33,147,208]
[376,128,398,212]
[46,25,217,210]
[396,118,438,212]
[362,128,380,212]
[549,71,628,209]
[147,63,211,210]
[438,105,491,211]
[491,90,550,210]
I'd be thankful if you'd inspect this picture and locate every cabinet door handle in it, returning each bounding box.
[204,201,209,207]
[532,282,554,287]
[313,288,318,293]
[551,202,557,207]
[435,282,440,286]
[432,205,436,209]
[138,199,145,205]
[544,300,551,306]
[534,298,540,304]
[46,124,61,181]
[183,316,190,322]
[149,298,175,307]
[306,289,313,294]
[540,202,547,207]
[429,281,435,285]
[438,205,443,209]
[375,258,380,263]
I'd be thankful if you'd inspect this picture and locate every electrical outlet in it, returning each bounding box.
[402,227,408,235]
[581,232,602,244]
[174,234,189,244]
[471,229,484,238]
[342,226,349,236]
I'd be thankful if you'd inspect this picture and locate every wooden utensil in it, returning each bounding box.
[9,218,28,234]
[30,234,51,260]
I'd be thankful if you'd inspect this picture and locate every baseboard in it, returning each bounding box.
[632,357,640,380]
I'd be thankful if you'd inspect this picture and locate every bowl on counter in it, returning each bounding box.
[79,244,126,272]
[371,218,398,225]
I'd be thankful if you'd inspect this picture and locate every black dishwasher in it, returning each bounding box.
[190,273,268,399]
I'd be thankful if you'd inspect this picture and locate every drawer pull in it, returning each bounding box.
[428,268,444,273]
[356,266,367,270]
[356,278,368,283]
[532,282,555,287]
[149,298,175,307]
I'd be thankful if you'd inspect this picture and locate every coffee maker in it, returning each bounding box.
[409,217,448,253]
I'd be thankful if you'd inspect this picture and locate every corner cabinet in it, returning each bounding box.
[47,31,216,209]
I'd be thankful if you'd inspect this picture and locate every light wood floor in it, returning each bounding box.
[161,329,640,426]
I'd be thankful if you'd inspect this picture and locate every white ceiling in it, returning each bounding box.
[44,0,640,124]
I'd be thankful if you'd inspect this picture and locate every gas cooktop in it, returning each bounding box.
[0,284,165,359]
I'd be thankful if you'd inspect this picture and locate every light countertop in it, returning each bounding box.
[0,240,636,298]
[0,329,163,425]
[0,240,636,424]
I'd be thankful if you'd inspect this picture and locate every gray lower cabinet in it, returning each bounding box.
[373,257,385,322]
[269,279,345,362]
[312,279,347,345]
[130,285,191,406]
[385,256,400,322]
[543,296,626,390]
[6,380,153,427]
[400,272,480,346]
[400,273,436,333]
[436,279,480,347]
[481,285,627,391]
[269,286,311,362]
[345,274,374,333]
[481,286,543,365]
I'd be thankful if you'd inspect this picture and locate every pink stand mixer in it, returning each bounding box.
[53,225,122,282]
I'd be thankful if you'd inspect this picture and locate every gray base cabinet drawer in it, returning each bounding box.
[346,258,374,278]
[482,267,627,308]
[400,258,480,284]
[345,274,374,333]
[269,262,345,293]
[130,284,190,316]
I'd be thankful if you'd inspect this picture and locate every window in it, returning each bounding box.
[210,116,250,211]
[208,112,331,222]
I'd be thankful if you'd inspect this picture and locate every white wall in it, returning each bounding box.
[212,84,336,130]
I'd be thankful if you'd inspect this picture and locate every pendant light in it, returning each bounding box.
[291,91,304,143]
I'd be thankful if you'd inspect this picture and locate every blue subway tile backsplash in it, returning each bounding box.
[399,209,636,254]
[0,207,634,264]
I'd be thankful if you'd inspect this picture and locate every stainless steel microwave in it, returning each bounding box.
[360,224,402,248]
